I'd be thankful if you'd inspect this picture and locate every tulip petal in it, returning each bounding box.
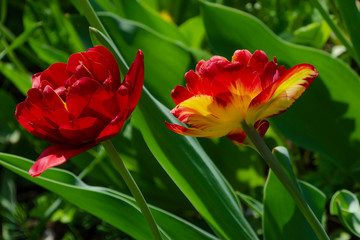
[232,49,252,65]
[171,85,194,105]
[121,50,144,113]
[29,143,96,177]
[226,120,269,146]
[165,121,229,138]
[66,77,103,118]
[92,45,121,84]
[59,116,106,143]
[40,63,69,89]
[248,63,317,122]
[15,89,66,143]
[96,111,127,142]
[248,50,269,74]
[170,95,243,138]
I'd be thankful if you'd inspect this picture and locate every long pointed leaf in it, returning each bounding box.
[0,153,217,240]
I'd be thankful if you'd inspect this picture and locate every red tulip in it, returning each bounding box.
[15,46,144,177]
[166,50,318,146]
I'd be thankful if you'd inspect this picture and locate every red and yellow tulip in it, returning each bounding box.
[166,50,318,146]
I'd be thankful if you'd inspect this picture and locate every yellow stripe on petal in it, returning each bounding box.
[170,95,246,138]
[247,63,317,122]
[165,121,231,138]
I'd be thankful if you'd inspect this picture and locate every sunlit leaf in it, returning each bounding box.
[0,153,218,240]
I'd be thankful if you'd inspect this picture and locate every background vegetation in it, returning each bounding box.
[1,0,360,239]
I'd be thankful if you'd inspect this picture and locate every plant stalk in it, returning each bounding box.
[77,0,109,38]
[241,121,330,240]
[102,140,163,240]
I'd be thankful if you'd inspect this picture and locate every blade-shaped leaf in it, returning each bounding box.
[132,88,258,240]
[336,0,360,66]
[0,153,218,240]
[263,147,326,240]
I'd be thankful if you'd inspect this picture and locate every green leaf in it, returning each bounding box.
[132,88,258,240]
[0,63,31,95]
[28,39,69,64]
[201,1,360,172]
[330,189,360,237]
[292,20,331,49]
[115,0,187,43]
[0,22,41,61]
[99,12,191,107]
[336,0,360,66]
[263,147,326,240]
[179,16,205,49]
[0,153,218,240]
[236,192,263,217]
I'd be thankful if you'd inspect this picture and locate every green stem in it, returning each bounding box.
[102,140,163,240]
[241,121,330,240]
[77,0,109,38]
[309,0,354,59]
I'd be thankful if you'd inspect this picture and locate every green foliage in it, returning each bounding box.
[263,147,326,240]
[330,190,360,237]
[0,153,217,240]
[1,0,360,238]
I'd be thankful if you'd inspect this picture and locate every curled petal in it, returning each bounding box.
[247,63,317,122]
[29,143,96,177]
[171,85,194,105]
[96,111,127,142]
[32,73,42,89]
[89,45,121,85]
[39,63,69,90]
[121,50,144,114]
[231,49,252,65]
[248,50,269,74]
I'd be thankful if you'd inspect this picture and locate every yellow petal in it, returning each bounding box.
[247,63,317,122]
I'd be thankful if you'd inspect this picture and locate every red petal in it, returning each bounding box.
[32,73,42,88]
[29,143,96,177]
[171,85,194,105]
[92,45,121,85]
[232,50,252,65]
[96,111,127,142]
[40,63,69,89]
[226,120,269,146]
[226,130,247,146]
[67,52,93,79]
[15,89,65,143]
[248,50,269,74]
[261,61,279,89]
[59,116,106,143]
[121,50,144,114]
[66,77,103,118]
[254,119,269,137]
[185,70,206,94]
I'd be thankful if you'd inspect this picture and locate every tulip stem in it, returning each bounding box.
[241,121,330,240]
[102,140,163,240]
